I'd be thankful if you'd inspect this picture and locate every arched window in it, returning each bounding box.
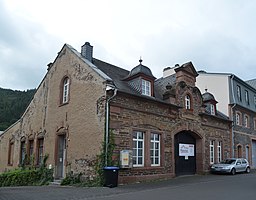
[62,77,70,104]
[185,95,191,110]
[237,145,242,158]
[244,115,249,128]
[236,112,241,126]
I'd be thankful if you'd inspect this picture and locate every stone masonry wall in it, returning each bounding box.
[0,45,107,179]
[109,92,231,184]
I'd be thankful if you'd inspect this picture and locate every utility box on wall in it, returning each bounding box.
[120,150,133,168]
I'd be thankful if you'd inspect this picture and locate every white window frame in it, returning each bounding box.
[62,78,70,103]
[210,140,215,164]
[217,141,222,163]
[142,79,151,96]
[210,104,215,115]
[237,85,241,101]
[150,133,160,166]
[245,90,249,104]
[185,95,191,110]
[132,131,144,167]
[244,115,249,128]
[236,112,241,126]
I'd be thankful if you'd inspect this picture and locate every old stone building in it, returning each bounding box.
[0,42,231,184]
[194,72,256,168]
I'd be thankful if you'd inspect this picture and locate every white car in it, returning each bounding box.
[210,158,250,175]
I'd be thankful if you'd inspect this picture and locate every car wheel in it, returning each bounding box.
[246,167,250,173]
[231,168,236,175]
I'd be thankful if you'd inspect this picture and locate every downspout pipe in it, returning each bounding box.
[105,87,117,166]
[230,75,237,157]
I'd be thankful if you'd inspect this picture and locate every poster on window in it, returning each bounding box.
[179,143,194,157]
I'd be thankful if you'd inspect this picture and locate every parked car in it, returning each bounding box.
[210,158,250,175]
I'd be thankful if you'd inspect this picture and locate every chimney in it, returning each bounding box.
[81,42,93,62]
[163,64,179,78]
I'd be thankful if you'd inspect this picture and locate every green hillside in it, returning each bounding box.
[0,88,36,131]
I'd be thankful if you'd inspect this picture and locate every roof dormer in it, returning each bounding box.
[124,59,156,97]
[202,89,218,115]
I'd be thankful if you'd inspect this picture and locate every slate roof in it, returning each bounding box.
[154,74,176,100]
[202,91,217,102]
[93,58,176,104]
[246,78,256,89]
[92,58,139,95]
[66,44,230,121]
[125,63,155,79]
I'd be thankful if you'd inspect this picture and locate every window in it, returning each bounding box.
[20,141,26,165]
[185,95,191,110]
[237,145,242,158]
[217,141,222,163]
[150,133,160,166]
[8,141,14,165]
[254,119,256,130]
[246,146,249,161]
[132,131,144,167]
[142,79,151,96]
[62,77,70,104]
[28,140,34,163]
[210,140,214,164]
[236,112,241,126]
[254,95,256,108]
[237,85,241,101]
[245,90,249,104]
[244,115,249,128]
[210,104,215,115]
[37,138,44,165]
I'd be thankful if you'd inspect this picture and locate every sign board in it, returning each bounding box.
[120,150,133,168]
[179,143,194,157]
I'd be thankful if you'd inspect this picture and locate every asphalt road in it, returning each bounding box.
[0,173,255,200]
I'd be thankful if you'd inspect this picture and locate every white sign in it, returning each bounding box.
[179,143,194,157]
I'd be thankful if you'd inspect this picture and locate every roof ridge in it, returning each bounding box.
[93,58,129,73]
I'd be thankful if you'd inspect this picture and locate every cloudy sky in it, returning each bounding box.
[1,0,256,90]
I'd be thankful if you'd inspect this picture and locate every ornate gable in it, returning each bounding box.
[175,62,198,87]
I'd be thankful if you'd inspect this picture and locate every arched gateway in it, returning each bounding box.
[175,131,201,176]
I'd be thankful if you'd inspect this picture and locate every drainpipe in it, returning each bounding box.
[105,85,117,166]
[230,75,236,157]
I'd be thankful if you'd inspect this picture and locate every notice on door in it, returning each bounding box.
[179,143,194,157]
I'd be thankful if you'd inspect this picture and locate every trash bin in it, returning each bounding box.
[103,166,119,188]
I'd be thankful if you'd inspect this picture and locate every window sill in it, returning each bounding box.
[59,102,69,107]
[131,166,164,170]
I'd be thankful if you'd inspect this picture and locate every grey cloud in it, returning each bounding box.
[0,1,62,90]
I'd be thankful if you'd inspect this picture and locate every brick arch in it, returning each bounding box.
[59,75,71,105]
[172,121,204,139]
[172,128,203,175]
